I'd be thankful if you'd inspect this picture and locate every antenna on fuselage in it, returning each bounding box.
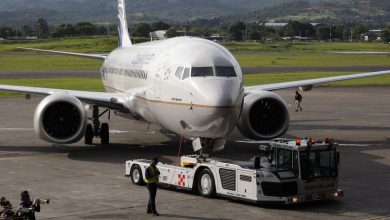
[117,0,132,47]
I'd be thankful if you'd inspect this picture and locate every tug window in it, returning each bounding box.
[191,67,214,77]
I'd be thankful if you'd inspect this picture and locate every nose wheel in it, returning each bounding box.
[84,105,110,145]
[192,137,226,159]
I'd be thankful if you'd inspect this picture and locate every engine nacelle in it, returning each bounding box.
[237,91,289,140]
[34,94,87,144]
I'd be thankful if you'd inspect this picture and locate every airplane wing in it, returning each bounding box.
[0,84,126,110]
[18,47,107,60]
[245,70,390,92]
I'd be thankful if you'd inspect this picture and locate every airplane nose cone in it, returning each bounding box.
[198,79,233,106]
[194,78,240,107]
[186,78,243,138]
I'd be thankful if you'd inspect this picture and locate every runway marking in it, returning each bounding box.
[0,157,30,161]
[235,140,378,147]
[0,128,33,131]
[364,216,390,220]
[339,144,379,147]
[109,130,155,134]
[109,130,129,134]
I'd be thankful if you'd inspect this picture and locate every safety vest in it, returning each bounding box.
[144,165,159,184]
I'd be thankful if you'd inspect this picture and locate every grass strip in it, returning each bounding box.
[0,77,104,97]
[236,53,390,67]
[244,72,390,87]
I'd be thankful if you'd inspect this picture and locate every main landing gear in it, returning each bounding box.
[85,105,110,145]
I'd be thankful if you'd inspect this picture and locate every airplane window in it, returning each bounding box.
[175,67,184,79]
[215,66,236,77]
[191,67,214,77]
[182,68,190,79]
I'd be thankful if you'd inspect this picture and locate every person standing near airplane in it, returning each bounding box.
[144,157,160,216]
[19,191,40,220]
[0,197,14,218]
[295,90,303,112]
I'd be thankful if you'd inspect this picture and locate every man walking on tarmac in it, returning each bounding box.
[145,157,160,216]
[295,90,303,112]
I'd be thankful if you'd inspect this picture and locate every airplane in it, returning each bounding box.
[1,0,389,155]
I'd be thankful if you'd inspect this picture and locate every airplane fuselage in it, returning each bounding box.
[101,37,244,139]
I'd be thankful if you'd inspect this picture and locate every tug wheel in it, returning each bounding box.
[130,165,145,186]
[197,169,216,197]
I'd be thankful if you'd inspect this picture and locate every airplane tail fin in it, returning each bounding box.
[118,0,132,47]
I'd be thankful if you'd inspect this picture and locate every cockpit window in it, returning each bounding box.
[191,67,214,77]
[215,66,236,77]
[175,66,184,79]
[182,67,190,80]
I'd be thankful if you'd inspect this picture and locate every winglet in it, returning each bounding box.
[118,0,132,47]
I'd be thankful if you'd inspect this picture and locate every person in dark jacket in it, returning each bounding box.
[144,157,160,216]
[0,197,14,219]
[18,191,40,220]
[294,90,303,111]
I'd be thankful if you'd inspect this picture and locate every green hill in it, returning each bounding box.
[226,0,390,26]
[0,0,291,27]
[0,0,388,28]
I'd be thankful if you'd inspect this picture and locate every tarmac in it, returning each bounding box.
[0,86,390,220]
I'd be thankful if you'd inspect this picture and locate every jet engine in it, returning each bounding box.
[237,91,289,140]
[34,94,87,144]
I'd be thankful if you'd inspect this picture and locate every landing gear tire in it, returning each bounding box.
[100,123,109,145]
[130,165,145,185]
[197,169,216,197]
[84,123,93,145]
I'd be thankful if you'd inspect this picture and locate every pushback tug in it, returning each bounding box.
[125,138,343,204]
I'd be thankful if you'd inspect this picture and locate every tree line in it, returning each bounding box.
[226,21,389,42]
[1,18,389,43]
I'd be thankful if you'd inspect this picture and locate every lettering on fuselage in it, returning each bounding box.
[304,182,335,191]
[171,98,182,102]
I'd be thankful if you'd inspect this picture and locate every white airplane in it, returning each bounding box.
[1,0,390,154]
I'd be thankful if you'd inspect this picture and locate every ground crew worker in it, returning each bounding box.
[18,191,40,220]
[294,90,303,112]
[145,157,160,216]
[0,197,14,219]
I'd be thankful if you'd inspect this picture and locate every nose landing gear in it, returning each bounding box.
[192,137,226,159]
[84,105,110,145]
